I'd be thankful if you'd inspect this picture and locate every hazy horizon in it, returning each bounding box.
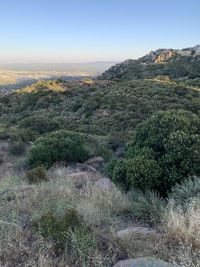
[1,0,199,64]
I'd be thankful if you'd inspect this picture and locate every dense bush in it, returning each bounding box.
[25,166,47,183]
[126,156,162,190]
[28,130,88,168]
[109,110,200,195]
[106,158,127,189]
[18,115,62,134]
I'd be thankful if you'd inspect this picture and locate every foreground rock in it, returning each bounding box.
[116,227,157,241]
[113,257,180,267]
[116,227,161,258]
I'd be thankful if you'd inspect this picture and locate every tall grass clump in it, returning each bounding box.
[128,189,166,225]
[162,199,200,266]
[169,176,200,206]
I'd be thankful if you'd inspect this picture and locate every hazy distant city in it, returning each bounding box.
[0,61,119,91]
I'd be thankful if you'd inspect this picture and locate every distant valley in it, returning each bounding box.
[0,61,119,93]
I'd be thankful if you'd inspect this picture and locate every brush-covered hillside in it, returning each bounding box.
[1,48,200,267]
[100,45,200,81]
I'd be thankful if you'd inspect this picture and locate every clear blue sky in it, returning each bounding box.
[0,0,199,63]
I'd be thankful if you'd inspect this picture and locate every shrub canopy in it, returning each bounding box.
[28,130,88,168]
[109,110,200,194]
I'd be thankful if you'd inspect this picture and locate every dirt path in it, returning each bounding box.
[0,140,15,179]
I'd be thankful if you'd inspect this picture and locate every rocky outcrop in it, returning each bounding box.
[85,156,104,170]
[100,45,200,81]
[140,49,176,63]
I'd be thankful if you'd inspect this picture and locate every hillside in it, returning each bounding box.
[100,45,200,81]
[1,49,200,267]
[0,78,200,138]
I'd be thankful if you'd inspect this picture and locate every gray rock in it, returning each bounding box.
[116,227,157,241]
[113,257,180,267]
[116,227,160,258]
[85,156,104,170]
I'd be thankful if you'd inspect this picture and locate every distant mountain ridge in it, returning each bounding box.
[100,45,200,81]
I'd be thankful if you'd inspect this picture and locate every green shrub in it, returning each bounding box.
[127,189,166,225]
[9,128,37,142]
[106,158,127,189]
[18,115,62,134]
[126,156,162,191]
[9,141,26,155]
[33,209,84,253]
[123,110,200,194]
[25,166,47,183]
[169,176,200,205]
[28,130,88,168]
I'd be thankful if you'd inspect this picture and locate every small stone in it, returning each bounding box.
[113,257,181,267]
[116,227,157,241]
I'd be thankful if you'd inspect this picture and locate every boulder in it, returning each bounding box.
[116,227,161,258]
[116,227,157,241]
[68,171,99,188]
[113,257,180,267]
[85,156,104,170]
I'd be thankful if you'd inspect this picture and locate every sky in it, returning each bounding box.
[0,0,199,63]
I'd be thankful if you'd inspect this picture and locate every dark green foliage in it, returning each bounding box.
[109,110,200,195]
[25,166,47,183]
[28,130,88,168]
[9,140,26,155]
[106,158,127,189]
[18,115,62,134]
[126,156,162,190]
[0,79,200,136]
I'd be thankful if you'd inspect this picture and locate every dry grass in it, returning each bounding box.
[161,199,200,266]
[0,168,130,266]
[2,167,200,266]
